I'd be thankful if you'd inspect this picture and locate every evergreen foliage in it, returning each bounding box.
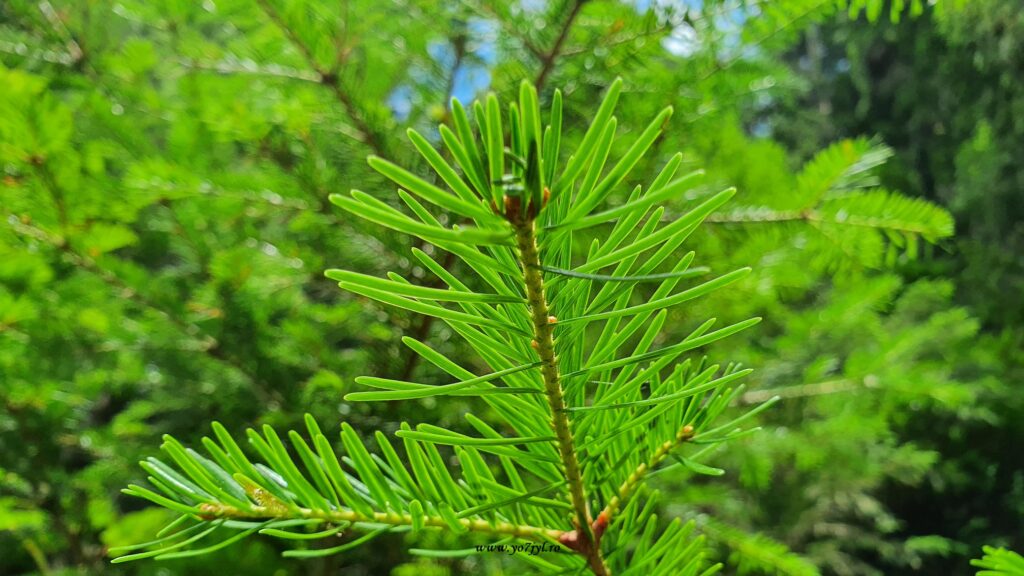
[111,81,774,575]
[0,1,1014,575]
[973,547,1024,576]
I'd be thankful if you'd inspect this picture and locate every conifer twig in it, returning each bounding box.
[254,0,390,158]
[535,0,589,91]
[4,214,283,406]
[192,502,565,542]
[600,424,695,521]
[473,1,546,59]
[705,208,943,235]
[513,217,611,576]
[38,1,84,64]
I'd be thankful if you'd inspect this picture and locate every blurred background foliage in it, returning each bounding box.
[0,0,1019,575]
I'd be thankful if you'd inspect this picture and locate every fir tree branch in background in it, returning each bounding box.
[560,23,672,58]
[739,377,877,405]
[0,37,75,64]
[705,198,949,236]
[535,0,588,91]
[37,0,84,65]
[700,0,830,82]
[175,57,323,83]
[705,139,954,266]
[4,215,285,406]
[254,0,391,158]
[698,518,821,576]
[472,0,547,60]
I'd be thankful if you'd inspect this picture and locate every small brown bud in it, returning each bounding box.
[547,315,558,324]
[503,195,522,221]
[530,340,539,350]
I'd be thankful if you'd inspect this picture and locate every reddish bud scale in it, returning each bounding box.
[593,511,610,539]
[558,529,584,553]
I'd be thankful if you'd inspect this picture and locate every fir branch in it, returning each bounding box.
[699,517,821,576]
[37,0,84,64]
[699,0,830,82]
[175,57,323,83]
[535,0,589,91]
[704,190,953,261]
[513,217,610,575]
[600,423,695,521]
[3,210,283,407]
[739,377,878,405]
[113,80,779,574]
[182,501,565,542]
[707,204,944,233]
[471,0,547,60]
[254,0,390,158]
